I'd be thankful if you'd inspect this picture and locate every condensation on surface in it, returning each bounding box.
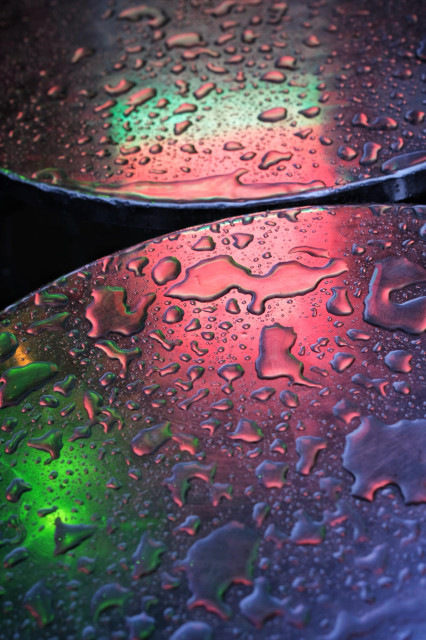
[0,204,425,638]
[0,0,425,202]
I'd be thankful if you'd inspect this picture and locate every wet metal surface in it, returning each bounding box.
[0,205,425,638]
[0,0,426,205]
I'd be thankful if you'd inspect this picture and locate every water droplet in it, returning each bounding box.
[240,576,306,628]
[118,5,168,27]
[381,150,426,173]
[167,255,347,315]
[326,287,354,316]
[299,106,320,118]
[28,429,63,463]
[330,352,355,373]
[258,107,287,122]
[86,286,155,338]
[164,462,216,506]
[228,418,264,442]
[226,298,240,314]
[218,363,244,393]
[275,55,297,69]
[175,120,192,135]
[252,502,270,528]
[131,532,167,579]
[152,257,182,286]
[384,350,412,373]
[192,236,216,251]
[167,32,204,49]
[126,613,156,639]
[54,518,96,555]
[347,329,370,341]
[258,150,292,170]
[174,515,201,536]
[70,46,94,64]
[149,329,183,351]
[224,141,244,151]
[131,422,172,456]
[176,521,258,619]
[163,306,184,324]
[279,389,299,407]
[337,145,357,161]
[0,362,58,408]
[231,233,253,249]
[170,621,213,640]
[53,374,76,396]
[290,510,325,545]
[0,332,18,361]
[95,340,141,377]
[364,257,426,334]
[256,324,319,386]
[295,436,327,475]
[251,386,275,402]
[3,546,29,569]
[255,459,288,488]
[343,416,426,503]
[35,291,69,307]
[304,34,320,47]
[332,398,361,424]
[194,81,216,99]
[6,478,32,503]
[23,581,54,628]
[360,142,382,166]
[126,86,157,107]
[261,70,286,83]
[104,78,135,96]
[91,583,130,621]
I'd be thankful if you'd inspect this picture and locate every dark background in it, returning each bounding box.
[0,192,159,310]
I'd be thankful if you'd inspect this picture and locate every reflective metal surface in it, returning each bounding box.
[0,205,425,638]
[1,0,426,205]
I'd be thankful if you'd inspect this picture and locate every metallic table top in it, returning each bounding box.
[0,204,425,639]
[0,0,425,208]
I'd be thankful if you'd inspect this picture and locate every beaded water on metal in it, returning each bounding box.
[0,204,425,639]
[0,0,425,206]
